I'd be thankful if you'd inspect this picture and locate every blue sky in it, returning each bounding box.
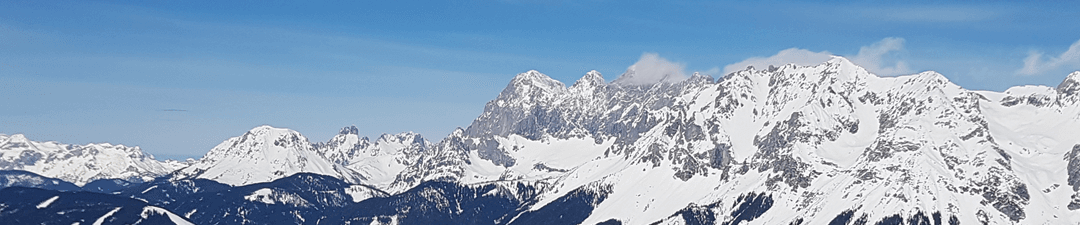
[2,1,1079,159]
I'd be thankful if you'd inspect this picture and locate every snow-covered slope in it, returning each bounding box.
[0,134,183,185]
[0,170,80,191]
[174,125,363,186]
[7,57,1080,225]
[314,126,432,191]
[381,58,1080,224]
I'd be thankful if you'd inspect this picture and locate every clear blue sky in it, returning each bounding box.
[2,1,1079,159]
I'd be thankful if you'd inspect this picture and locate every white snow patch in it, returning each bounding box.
[243,188,309,206]
[36,196,59,209]
[92,207,122,225]
[346,185,379,203]
[184,209,197,218]
[244,188,277,204]
[141,206,195,225]
[141,185,158,194]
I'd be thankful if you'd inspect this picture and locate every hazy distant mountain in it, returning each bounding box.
[0,134,184,185]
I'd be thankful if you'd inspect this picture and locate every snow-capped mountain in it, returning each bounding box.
[174,125,363,186]
[381,57,1080,224]
[0,134,183,185]
[4,57,1080,225]
[313,126,432,192]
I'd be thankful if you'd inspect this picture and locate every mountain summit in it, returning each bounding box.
[377,56,1080,224]
[174,125,362,186]
[1058,71,1080,95]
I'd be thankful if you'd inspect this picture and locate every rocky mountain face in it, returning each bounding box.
[381,57,1080,224]
[313,126,432,191]
[0,134,183,185]
[3,57,1080,224]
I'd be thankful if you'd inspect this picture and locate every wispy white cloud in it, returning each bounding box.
[852,5,1003,23]
[1017,38,1080,76]
[722,37,911,76]
[722,48,834,75]
[701,67,722,76]
[614,53,687,85]
[851,37,910,76]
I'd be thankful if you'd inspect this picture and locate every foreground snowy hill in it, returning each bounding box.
[0,134,185,185]
[0,187,194,225]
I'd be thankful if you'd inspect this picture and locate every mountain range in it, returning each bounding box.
[2,57,1080,224]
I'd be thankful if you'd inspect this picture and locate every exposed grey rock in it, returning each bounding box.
[1066,145,1080,191]
[752,112,818,190]
[532,163,568,173]
[1058,71,1080,96]
[1070,193,1080,210]
[976,167,1029,222]
[475,138,516,167]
